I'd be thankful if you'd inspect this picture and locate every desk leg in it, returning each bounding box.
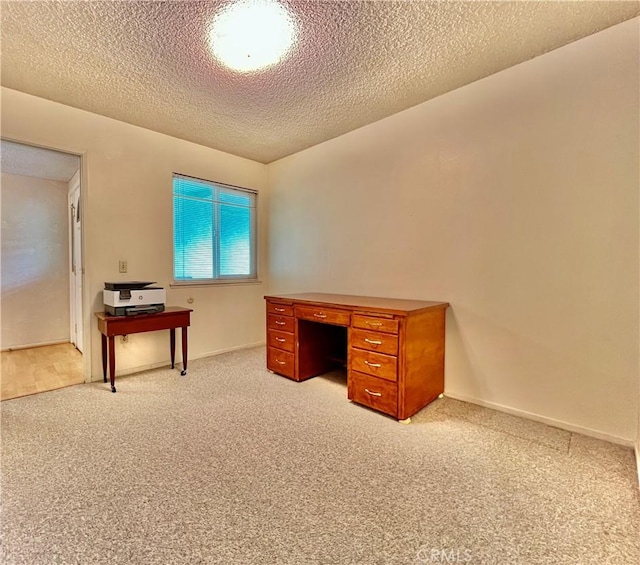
[101,334,107,383]
[181,326,188,376]
[108,336,116,393]
[170,328,176,369]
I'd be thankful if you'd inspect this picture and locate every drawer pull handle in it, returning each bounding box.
[275,337,286,342]
[274,307,286,312]
[275,321,286,326]
[366,321,382,327]
[364,338,382,345]
[313,313,327,319]
[364,361,381,368]
[276,359,286,365]
[365,388,382,397]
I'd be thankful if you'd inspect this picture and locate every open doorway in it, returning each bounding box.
[1,140,83,400]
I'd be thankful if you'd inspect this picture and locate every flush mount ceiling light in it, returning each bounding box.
[208,0,297,73]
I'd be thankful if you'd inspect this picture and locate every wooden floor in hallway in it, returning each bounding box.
[1,343,83,401]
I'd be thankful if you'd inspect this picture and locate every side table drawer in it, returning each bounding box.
[348,371,398,417]
[350,348,397,382]
[267,347,295,379]
[267,329,295,353]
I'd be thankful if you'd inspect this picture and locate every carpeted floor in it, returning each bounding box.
[1,346,638,565]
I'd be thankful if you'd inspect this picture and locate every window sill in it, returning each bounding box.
[170,279,262,289]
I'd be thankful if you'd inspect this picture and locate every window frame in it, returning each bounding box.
[171,173,258,287]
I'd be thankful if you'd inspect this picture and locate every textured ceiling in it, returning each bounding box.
[1,1,638,164]
[1,140,80,182]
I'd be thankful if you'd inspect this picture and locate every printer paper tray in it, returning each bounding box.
[105,304,165,317]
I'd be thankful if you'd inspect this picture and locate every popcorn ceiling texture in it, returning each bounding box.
[1,1,638,163]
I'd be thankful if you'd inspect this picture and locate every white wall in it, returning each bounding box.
[1,89,268,380]
[1,172,70,348]
[267,19,640,443]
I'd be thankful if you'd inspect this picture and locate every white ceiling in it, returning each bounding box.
[1,1,638,164]
[1,140,80,183]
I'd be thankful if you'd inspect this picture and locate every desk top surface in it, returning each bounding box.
[95,306,193,322]
[265,293,448,315]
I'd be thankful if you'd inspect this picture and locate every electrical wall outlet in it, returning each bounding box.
[119,260,127,273]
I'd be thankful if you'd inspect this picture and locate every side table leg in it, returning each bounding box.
[170,328,176,369]
[108,336,116,393]
[180,326,188,376]
[101,334,107,383]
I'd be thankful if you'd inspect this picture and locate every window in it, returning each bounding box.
[173,174,257,283]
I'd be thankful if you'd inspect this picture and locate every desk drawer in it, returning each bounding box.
[267,302,294,317]
[267,314,295,333]
[350,348,397,382]
[296,306,350,326]
[352,314,399,334]
[267,329,295,353]
[348,371,398,417]
[350,328,398,356]
[267,347,295,378]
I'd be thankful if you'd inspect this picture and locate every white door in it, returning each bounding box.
[69,176,83,352]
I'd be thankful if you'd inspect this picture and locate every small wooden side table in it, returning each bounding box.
[95,306,192,392]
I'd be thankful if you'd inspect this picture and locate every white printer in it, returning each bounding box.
[103,281,166,316]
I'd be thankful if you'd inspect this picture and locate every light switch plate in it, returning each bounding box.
[119,260,127,273]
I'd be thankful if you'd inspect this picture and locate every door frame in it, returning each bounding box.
[68,171,82,352]
[1,136,90,383]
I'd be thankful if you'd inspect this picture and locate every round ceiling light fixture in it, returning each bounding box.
[208,0,297,73]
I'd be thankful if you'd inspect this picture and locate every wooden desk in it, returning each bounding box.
[265,293,449,422]
[95,306,192,392]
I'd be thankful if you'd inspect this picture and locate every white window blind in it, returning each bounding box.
[173,174,257,282]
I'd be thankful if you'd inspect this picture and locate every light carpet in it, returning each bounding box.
[1,346,638,564]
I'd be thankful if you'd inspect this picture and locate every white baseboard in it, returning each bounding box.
[1,339,70,352]
[89,341,266,382]
[444,391,634,448]
[194,341,265,361]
